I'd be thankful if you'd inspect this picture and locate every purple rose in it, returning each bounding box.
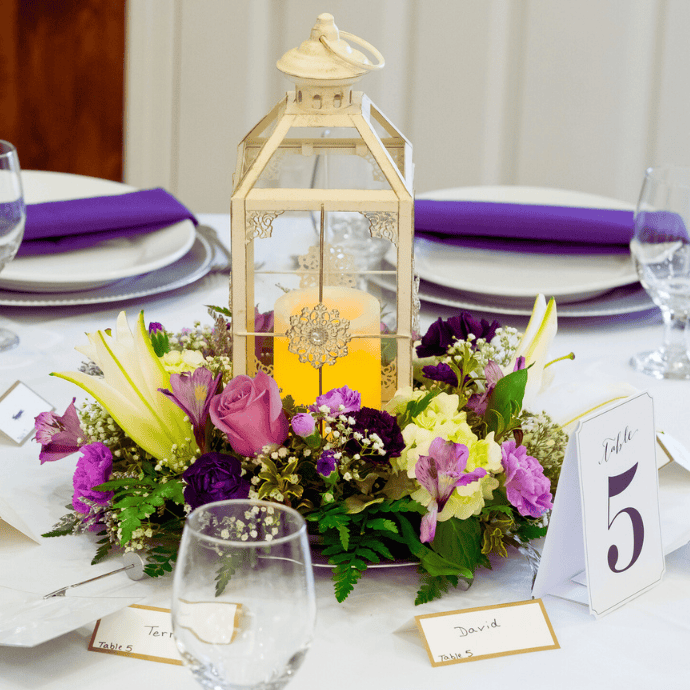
[345,407,405,465]
[317,449,338,477]
[416,313,501,358]
[292,412,316,437]
[209,372,289,456]
[311,386,361,415]
[34,398,86,464]
[182,452,250,510]
[422,362,459,387]
[72,442,113,514]
[501,439,553,518]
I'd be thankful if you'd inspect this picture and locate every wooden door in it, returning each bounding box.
[0,0,125,181]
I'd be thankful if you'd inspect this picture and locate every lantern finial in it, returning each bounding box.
[277,14,384,111]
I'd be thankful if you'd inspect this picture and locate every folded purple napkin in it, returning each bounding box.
[18,187,197,256]
[414,200,635,255]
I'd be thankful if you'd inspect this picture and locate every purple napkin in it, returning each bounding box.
[414,200,635,255]
[18,187,197,256]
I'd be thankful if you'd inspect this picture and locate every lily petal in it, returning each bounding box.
[53,311,194,461]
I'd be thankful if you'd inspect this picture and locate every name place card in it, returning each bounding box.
[414,599,559,667]
[88,604,182,665]
[0,381,54,445]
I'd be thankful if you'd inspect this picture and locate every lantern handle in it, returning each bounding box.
[319,31,385,72]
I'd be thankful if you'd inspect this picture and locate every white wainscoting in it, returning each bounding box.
[124,0,690,213]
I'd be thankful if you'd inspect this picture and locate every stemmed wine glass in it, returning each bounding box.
[0,140,26,351]
[172,499,316,690]
[630,165,690,378]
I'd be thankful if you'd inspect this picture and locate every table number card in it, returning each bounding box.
[0,381,54,445]
[88,604,182,665]
[414,599,559,667]
[533,391,665,617]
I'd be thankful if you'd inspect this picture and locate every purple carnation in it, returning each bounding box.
[345,407,405,465]
[72,442,113,514]
[317,449,338,477]
[422,362,459,387]
[501,439,553,518]
[182,452,250,510]
[417,313,501,358]
[311,386,361,415]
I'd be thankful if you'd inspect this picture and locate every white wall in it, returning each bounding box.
[124,0,690,213]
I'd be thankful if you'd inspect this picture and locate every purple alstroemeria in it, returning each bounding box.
[34,398,86,464]
[159,367,221,451]
[415,437,487,543]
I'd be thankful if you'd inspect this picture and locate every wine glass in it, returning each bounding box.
[0,140,26,351]
[630,165,690,378]
[172,499,316,690]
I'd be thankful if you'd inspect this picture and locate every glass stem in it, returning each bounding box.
[660,308,690,358]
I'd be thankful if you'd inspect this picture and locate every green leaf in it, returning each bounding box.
[431,517,483,574]
[484,368,528,435]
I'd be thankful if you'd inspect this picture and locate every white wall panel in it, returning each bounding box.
[124,0,690,212]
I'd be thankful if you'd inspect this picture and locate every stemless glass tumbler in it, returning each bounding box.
[172,500,316,690]
[0,140,26,351]
[630,166,690,378]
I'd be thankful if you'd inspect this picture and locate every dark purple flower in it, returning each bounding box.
[345,407,405,465]
[72,442,113,514]
[148,322,164,334]
[422,362,459,387]
[501,439,552,518]
[182,452,250,510]
[317,449,338,477]
[255,308,274,361]
[159,367,221,451]
[34,398,86,464]
[292,413,316,437]
[311,386,361,415]
[416,313,501,358]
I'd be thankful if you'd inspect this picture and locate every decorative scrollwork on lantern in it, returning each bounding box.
[381,359,397,400]
[412,262,421,336]
[286,303,352,368]
[361,211,398,246]
[245,210,285,243]
[296,244,357,288]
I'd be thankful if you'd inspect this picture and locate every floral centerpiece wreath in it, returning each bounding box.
[37,296,570,604]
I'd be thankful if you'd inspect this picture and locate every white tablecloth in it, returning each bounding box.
[1,214,689,689]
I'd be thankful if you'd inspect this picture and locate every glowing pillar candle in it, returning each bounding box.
[273,286,381,408]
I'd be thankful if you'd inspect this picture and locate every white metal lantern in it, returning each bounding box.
[230,13,416,409]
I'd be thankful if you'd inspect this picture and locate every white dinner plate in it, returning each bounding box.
[370,272,655,318]
[0,170,196,292]
[0,233,215,307]
[407,186,637,302]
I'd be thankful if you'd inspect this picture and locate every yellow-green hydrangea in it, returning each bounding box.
[160,349,205,374]
[387,387,503,522]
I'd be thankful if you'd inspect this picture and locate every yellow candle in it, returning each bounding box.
[273,286,381,409]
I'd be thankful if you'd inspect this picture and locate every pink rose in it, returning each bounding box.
[209,372,289,456]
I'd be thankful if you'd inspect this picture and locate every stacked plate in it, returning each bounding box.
[380,186,655,318]
[0,171,217,307]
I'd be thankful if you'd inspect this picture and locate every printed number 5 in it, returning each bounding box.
[607,463,644,573]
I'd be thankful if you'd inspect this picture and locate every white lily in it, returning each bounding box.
[509,294,558,409]
[52,311,195,461]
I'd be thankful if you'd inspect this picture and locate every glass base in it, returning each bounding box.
[0,328,19,352]
[630,348,690,379]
